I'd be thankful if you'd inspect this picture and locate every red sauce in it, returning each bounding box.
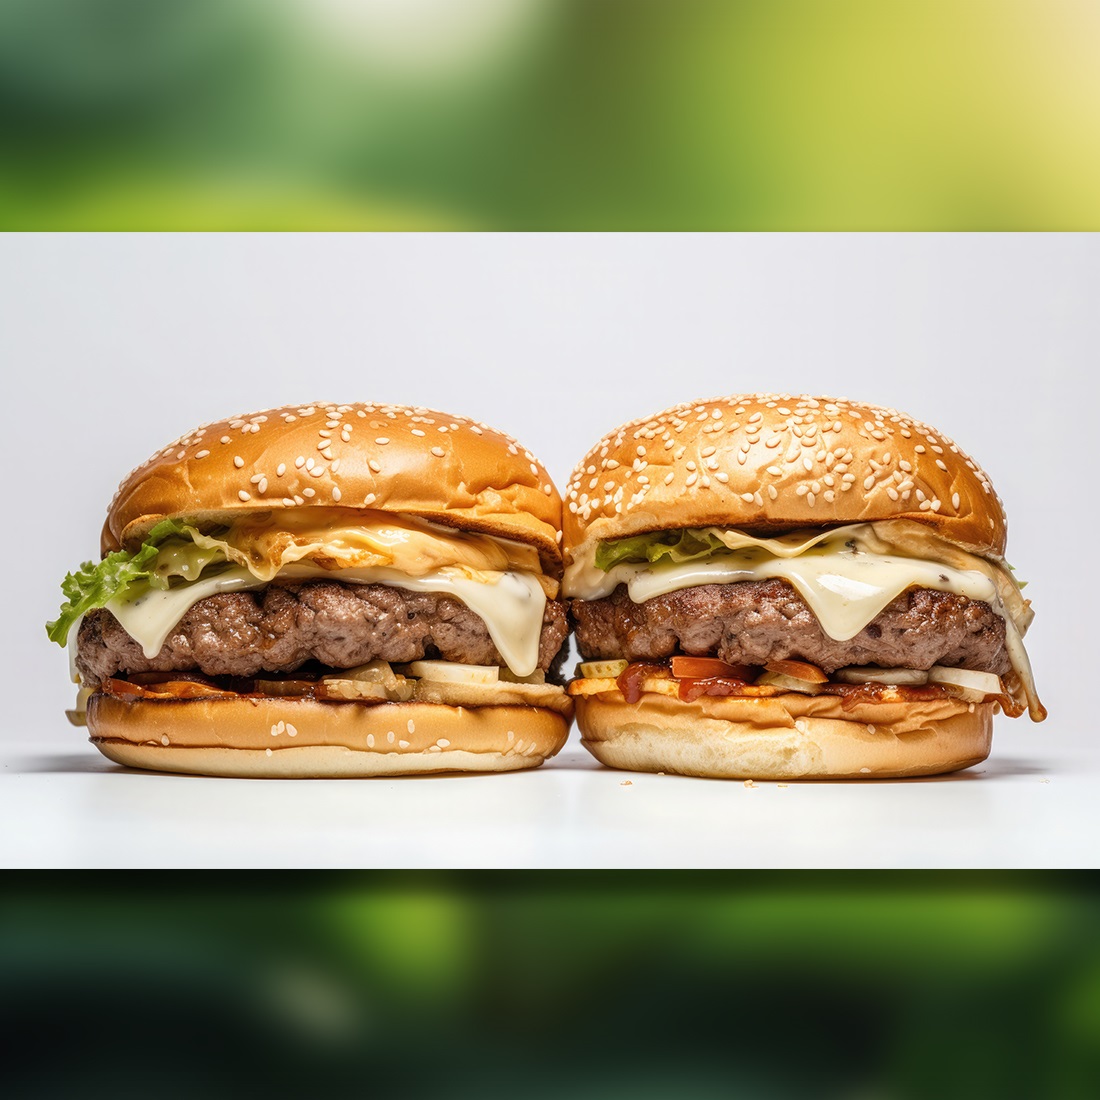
[603,661,1010,711]
[616,663,669,704]
[677,677,752,702]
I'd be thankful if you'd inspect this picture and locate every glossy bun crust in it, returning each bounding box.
[564,395,1006,560]
[103,402,563,571]
[88,694,570,778]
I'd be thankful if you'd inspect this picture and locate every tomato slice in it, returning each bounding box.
[670,656,754,682]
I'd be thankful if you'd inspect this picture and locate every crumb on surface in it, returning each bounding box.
[621,779,632,786]
[743,779,756,788]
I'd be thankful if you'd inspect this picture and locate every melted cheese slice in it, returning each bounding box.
[181,509,551,588]
[107,563,547,677]
[565,522,1042,719]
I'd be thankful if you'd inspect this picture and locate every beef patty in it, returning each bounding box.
[78,581,569,686]
[570,580,1010,675]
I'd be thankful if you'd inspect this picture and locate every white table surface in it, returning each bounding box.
[3,718,1094,868]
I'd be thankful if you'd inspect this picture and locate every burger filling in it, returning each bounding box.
[564,520,1043,720]
[50,510,569,699]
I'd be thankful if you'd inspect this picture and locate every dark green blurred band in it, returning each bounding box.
[4,873,1099,1097]
[2,1,1098,229]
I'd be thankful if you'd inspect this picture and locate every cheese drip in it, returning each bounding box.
[565,521,1042,720]
[107,563,547,677]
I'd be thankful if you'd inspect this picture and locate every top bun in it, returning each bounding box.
[103,402,563,570]
[563,395,1006,560]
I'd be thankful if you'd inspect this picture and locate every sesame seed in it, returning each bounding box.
[195,449,209,459]
[238,490,251,501]
[368,459,381,473]
[302,487,315,497]
[952,492,960,509]
[431,446,445,457]
[375,437,390,445]
[332,486,342,502]
[276,463,286,477]
[715,472,729,483]
[233,456,244,468]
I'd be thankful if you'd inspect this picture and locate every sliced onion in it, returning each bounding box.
[315,679,390,702]
[834,666,929,686]
[338,660,397,684]
[927,666,1003,702]
[578,659,628,679]
[757,670,822,695]
[406,660,499,685]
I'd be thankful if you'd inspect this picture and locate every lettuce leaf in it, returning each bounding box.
[45,519,196,646]
[594,528,730,572]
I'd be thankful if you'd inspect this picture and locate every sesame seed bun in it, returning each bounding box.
[87,694,570,778]
[564,394,1006,561]
[103,402,563,571]
[574,691,993,780]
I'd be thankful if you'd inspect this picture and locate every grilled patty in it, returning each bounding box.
[77,581,569,686]
[570,580,1010,675]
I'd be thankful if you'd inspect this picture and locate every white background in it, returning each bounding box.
[1,233,1096,867]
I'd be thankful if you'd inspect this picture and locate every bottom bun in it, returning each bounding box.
[574,690,993,780]
[87,693,570,778]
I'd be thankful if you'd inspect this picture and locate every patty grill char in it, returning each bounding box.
[78,581,569,686]
[570,580,1010,676]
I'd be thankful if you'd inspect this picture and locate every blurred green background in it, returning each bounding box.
[4,874,1098,1098]
[2,0,1099,229]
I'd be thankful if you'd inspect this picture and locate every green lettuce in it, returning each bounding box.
[46,519,197,646]
[594,528,730,572]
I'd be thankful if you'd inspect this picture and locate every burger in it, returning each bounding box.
[48,402,572,777]
[563,394,1045,780]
